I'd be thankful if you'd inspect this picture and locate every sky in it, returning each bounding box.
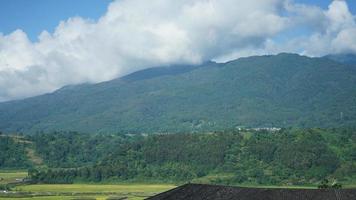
[0,0,356,102]
[0,0,113,41]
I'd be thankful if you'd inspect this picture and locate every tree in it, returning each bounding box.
[318,179,343,189]
[318,179,329,189]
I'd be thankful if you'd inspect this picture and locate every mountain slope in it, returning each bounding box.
[324,54,356,65]
[1,53,356,133]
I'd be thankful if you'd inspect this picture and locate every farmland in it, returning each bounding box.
[1,171,175,200]
[0,170,27,184]
[1,174,174,200]
[0,169,356,199]
[16,184,175,194]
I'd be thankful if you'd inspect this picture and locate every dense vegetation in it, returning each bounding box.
[324,54,356,65]
[29,132,127,168]
[1,53,356,133]
[0,133,30,168]
[23,128,355,186]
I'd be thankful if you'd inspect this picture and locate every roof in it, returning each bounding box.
[146,183,356,200]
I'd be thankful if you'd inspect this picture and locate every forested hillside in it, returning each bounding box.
[1,54,356,133]
[29,132,127,168]
[4,128,350,186]
[325,54,356,65]
[0,134,30,169]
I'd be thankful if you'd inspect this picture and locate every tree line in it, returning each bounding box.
[21,128,356,186]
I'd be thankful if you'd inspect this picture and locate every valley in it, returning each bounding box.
[2,1,356,199]
[0,54,356,199]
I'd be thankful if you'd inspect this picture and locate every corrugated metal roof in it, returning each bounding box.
[147,184,356,200]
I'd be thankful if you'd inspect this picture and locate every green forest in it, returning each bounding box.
[0,134,30,168]
[1,128,355,186]
[1,54,356,134]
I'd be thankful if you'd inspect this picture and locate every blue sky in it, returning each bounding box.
[0,0,355,41]
[297,0,343,9]
[0,0,113,41]
[297,0,355,12]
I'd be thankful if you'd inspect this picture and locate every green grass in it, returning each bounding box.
[344,184,356,189]
[0,171,175,200]
[0,196,108,200]
[192,173,235,184]
[236,184,316,189]
[192,173,319,189]
[9,183,175,200]
[15,183,175,193]
[0,170,27,184]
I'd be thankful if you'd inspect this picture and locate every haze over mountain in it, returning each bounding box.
[0,53,356,134]
[325,54,356,65]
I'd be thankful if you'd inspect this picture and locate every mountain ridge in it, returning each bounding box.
[324,53,356,65]
[1,53,356,134]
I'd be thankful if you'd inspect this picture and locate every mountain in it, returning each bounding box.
[1,53,356,134]
[324,53,356,65]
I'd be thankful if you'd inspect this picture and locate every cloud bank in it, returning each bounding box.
[0,0,355,101]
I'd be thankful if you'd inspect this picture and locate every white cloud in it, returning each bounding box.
[286,0,356,56]
[0,0,355,101]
